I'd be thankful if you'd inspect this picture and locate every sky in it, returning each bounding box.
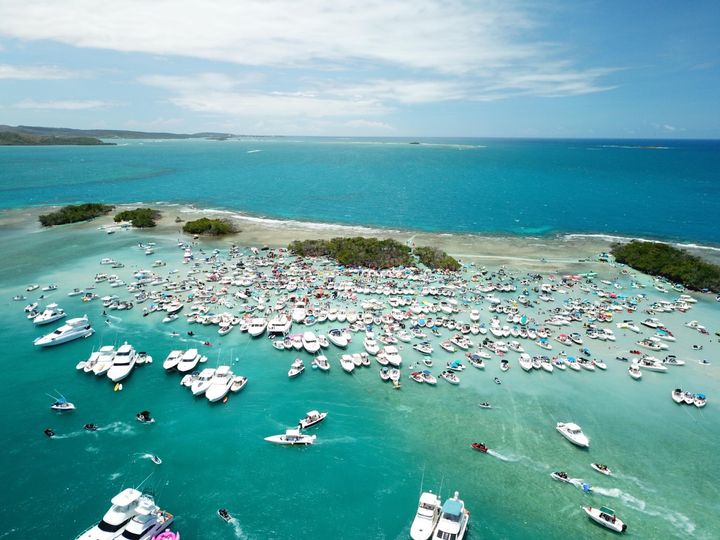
[0,0,718,137]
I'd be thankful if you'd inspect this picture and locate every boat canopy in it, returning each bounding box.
[111,488,142,507]
[441,499,463,519]
[599,506,616,516]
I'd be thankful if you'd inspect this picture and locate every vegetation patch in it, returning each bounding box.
[114,208,160,228]
[288,237,412,269]
[39,203,114,227]
[0,131,110,146]
[414,246,461,271]
[182,217,237,236]
[611,240,720,292]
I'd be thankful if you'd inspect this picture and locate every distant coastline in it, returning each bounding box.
[0,131,113,146]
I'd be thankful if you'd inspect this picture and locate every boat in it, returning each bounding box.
[381,345,403,367]
[298,410,327,429]
[421,370,437,385]
[478,402,492,409]
[409,491,441,540]
[519,353,533,371]
[136,411,154,424]
[591,463,612,476]
[34,315,94,347]
[410,371,425,384]
[75,487,143,539]
[432,492,469,540]
[628,365,642,380]
[694,393,707,408]
[556,422,590,448]
[288,358,305,378]
[49,392,75,411]
[150,455,162,465]
[327,328,349,348]
[107,342,138,382]
[268,314,292,335]
[582,506,627,533]
[440,370,460,385]
[247,317,267,337]
[471,442,488,453]
[264,427,316,445]
[550,471,571,483]
[92,346,116,376]
[205,366,235,402]
[412,341,433,355]
[671,388,684,404]
[230,376,248,393]
[162,350,184,371]
[118,494,174,540]
[340,354,355,373]
[217,509,232,522]
[177,349,204,373]
[302,331,321,354]
[500,360,509,372]
[33,303,66,325]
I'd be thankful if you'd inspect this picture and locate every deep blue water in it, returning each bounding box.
[1,137,719,243]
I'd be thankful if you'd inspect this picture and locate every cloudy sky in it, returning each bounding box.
[0,0,717,137]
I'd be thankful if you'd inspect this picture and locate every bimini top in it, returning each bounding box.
[441,499,463,518]
[111,488,142,507]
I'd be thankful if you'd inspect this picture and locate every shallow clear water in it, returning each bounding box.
[0,223,719,539]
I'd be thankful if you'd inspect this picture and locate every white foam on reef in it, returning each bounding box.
[563,233,720,253]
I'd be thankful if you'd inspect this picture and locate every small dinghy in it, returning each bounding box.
[471,442,488,453]
[478,402,492,409]
[151,455,162,465]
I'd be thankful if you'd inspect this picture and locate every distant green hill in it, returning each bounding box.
[0,131,111,146]
[0,124,234,140]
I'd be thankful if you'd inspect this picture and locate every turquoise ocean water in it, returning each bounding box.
[0,138,719,539]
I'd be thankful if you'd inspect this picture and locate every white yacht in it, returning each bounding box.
[34,315,94,347]
[162,350,184,371]
[302,331,321,354]
[33,303,66,325]
[264,427,316,445]
[291,301,307,323]
[191,367,216,396]
[268,314,292,335]
[118,495,174,540]
[298,410,327,429]
[75,487,142,540]
[107,342,138,382]
[363,334,380,356]
[381,345,403,367]
[327,328,349,348]
[205,365,234,402]
[556,422,590,448]
[177,349,203,373]
[247,317,268,338]
[410,491,441,540]
[432,491,469,540]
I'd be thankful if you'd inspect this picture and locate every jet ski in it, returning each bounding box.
[83,423,98,431]
[591,463,612,476]
[550,471,571,483]
[136,410,155,424]
[44,428,55,438]
[471,442,488,453]
[151,455,162,465]
[217,508,232,522]
[493,377,501,385]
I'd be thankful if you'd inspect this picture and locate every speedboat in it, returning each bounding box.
[519,353,533,372]
[49,393,75,411]
[302,331,321,354]
[264,427,316,445]
[363,335,380,355]
[118,495,174,540]
[298,410,327,429]
[471,442,488,453]
[440,370,460,385]
[478,402,492,409]
[247,317,267,337]
[591,463,612,476]
[556,422,590,448]
[162,350,184,371]
[671,388,684,404]
[327,328,349,348]
[628,365,642,380]
[288,358,305,378]
[312,355,330,371]
[340,354,355,373]
[382,346,402,367]
[550,471,571,483]
[107,342,138,382]
[190,368,216,396]
[694,393,707,408]
[413,341,433,355]
[34,315,94,347]
[177,349,203,373]
[432,492,469,540]
[75,487,143,539]
[582,506,627,533]
[33,303,66,325]
[409,491,441,540]
[268,314,292,335]
[205,365,234,402]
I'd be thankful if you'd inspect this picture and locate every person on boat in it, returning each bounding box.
[84,423,98,431]
[595,463,608,471]
[136,410,152,423]
[44,428,55,438]
[218,508,231,521]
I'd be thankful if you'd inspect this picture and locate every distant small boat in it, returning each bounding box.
[471,442,488,453]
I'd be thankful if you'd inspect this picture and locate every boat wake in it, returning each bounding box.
[593,487,696,535]
[317,436,357,445]
[486,450,518,462]
[97,421,135,436]
[228,517,247,539]
[135,452,161,464]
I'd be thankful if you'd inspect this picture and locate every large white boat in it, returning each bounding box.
[264,427,316,445]
[247,317,268,338]
[519,353,533,372]
[363,334,380,355]
[118,494,174,540]
[268,314,292,335]
[432,491,469,540]
[34,315,93,347]
[75,487,143,539]
[381,345,402,367]
[33,303,66,325]
[90,346,116,376]
[107,342,138,382]
[177,348,204,373]
[327,328,349,348]
[409,491,441,540]
[582,506,627,533]
[162,350,184,371]
[302,331,321,354]
[556,422,590,448]
[191,367,216,396]
[205,365,234,402]
[291,301,307,323]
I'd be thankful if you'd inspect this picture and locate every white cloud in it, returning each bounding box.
[345,119,394,130]
[13,99,111,110]
[0,63,86,80]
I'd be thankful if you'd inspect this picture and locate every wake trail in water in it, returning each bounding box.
[592,486,697,535]
[98,421,135,436]
[228,517,247,539]
[487,450,519,462]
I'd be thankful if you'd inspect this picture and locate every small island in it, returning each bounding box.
[414,246,461,271]
[39,203,115,227]
[0,131,112,146]
[114,208,161,228]
[182,217,238,236]
[611,240,720,292]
